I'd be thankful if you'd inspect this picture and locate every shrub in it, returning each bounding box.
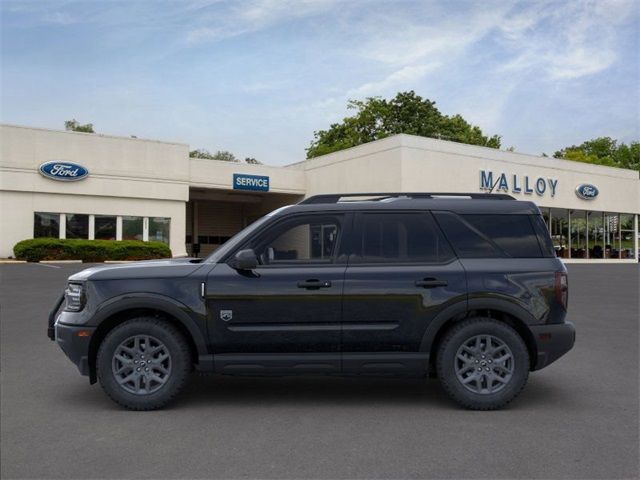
[13,238,172,262]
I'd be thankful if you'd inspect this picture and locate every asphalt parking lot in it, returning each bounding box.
[1,263,638,479]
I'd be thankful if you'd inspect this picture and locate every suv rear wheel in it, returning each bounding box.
[436,318,529,410]
[96,317,192,410]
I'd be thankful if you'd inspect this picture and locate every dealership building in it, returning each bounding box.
[1,123,638,261]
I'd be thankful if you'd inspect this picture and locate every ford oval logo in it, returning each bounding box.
[575,183,598,200]
[39,161,89,182]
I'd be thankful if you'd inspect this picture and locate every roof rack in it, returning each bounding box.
[299,192,515,205]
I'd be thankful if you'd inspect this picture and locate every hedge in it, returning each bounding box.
[13,238,172,262]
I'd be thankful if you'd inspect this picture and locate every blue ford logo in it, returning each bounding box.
[39,161,89,182]
[575,183,598,200]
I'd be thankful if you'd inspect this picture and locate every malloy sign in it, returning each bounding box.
[479,170,558,197]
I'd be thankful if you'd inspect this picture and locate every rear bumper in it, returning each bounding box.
[55,322,95,377]
[530,321,576,370]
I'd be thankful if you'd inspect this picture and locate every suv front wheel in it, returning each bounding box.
[436,318,529,410]
[96,317,192,410]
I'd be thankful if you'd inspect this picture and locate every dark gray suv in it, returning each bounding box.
[49,192,575,410]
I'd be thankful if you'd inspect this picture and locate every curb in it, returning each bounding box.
[39,260,83,264]
[0,260,27,264]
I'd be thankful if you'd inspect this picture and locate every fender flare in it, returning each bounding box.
[419,296,538,353]
[90,293,209,357]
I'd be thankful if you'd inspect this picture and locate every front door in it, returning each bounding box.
[341,211,467,373]
[206,213,349,374]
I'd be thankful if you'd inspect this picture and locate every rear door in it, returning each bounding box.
[341,211,467,373]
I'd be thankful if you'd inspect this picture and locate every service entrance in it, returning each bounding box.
[186,188,302,257]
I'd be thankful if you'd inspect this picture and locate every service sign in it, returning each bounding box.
[39,161,89,182]
[575,183,599,200]
[233,173,269,192]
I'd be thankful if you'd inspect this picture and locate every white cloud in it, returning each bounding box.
[348,63,440,96]
[499,0,636,80]
[185,0,338,44]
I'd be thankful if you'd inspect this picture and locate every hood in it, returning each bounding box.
[68,257,207,282]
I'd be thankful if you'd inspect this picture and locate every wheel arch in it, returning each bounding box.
[421,299,539,373]
[87,295,208,384]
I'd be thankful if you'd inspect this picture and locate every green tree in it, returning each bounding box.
[189,149,239,162]
[244,157,262,164]
[64,119,94,133]
[306,91,501,158]
[554,137,640,172]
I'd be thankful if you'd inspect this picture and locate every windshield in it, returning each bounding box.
[204,205,293,263]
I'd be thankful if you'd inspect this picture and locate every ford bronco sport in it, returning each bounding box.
[49,192,575,410]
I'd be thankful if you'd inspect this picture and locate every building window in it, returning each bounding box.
[149,217,170,245]
[65,214,89,239]
[95,215,117,240]
[122,216,143,241]
[570,210,587,258]
[588,211,604,258]
[550,209,569,258]
[34,212,60,238]
[620,214,636,259]
[604,213,619,259]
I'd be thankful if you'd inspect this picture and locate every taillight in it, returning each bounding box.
[555,271,568,310]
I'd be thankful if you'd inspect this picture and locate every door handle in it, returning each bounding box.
[297,279,332,289]
[415,278,448,288]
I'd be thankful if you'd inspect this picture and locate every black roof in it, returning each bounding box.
[282,192,541,215]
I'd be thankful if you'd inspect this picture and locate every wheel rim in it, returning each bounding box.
[112,335,172,395]
[454,334,514,395]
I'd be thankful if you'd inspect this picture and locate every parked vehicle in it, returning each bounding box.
[49,192,575,410]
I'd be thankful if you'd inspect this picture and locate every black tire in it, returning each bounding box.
[436,318,529,410]
[97,317,192,410]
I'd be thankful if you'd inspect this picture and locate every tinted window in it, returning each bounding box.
[253,215,341,265]
[95,215,117,240]
[122,216,143,241]
[357,212,454,263]
[34,212,59,238]
[462,214,543,258]
[66,214,89,239]
[434,212,501,258]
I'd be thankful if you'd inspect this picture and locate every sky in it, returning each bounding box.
[1,0,639,165]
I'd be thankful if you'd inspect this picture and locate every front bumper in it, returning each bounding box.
[54,321,95,377]
[530,321,576,370]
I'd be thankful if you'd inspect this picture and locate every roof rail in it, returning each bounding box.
[299,192,515,204]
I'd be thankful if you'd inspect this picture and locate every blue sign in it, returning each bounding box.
[233,173,269,192]
[480,170,558,197]
[39,161,89,182]
[575,183,599,200]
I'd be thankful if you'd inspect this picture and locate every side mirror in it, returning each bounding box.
[231,249,258,271]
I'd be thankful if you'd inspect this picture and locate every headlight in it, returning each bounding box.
[64,283,85,312]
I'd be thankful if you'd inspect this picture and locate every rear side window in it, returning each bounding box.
[355,212,454,263]
[462,215,543,258]
[435,212,546,258]
[434,212,502,258]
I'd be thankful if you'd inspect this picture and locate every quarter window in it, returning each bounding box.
[462,215,543,258]
[357,212,454,263]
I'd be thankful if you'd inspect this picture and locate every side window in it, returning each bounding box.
[434,212,502,258]
[253,215,342,265]
[462,214,543,258]
[356,212,454,263]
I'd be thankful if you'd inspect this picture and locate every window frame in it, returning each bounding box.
[349,210,457,266]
